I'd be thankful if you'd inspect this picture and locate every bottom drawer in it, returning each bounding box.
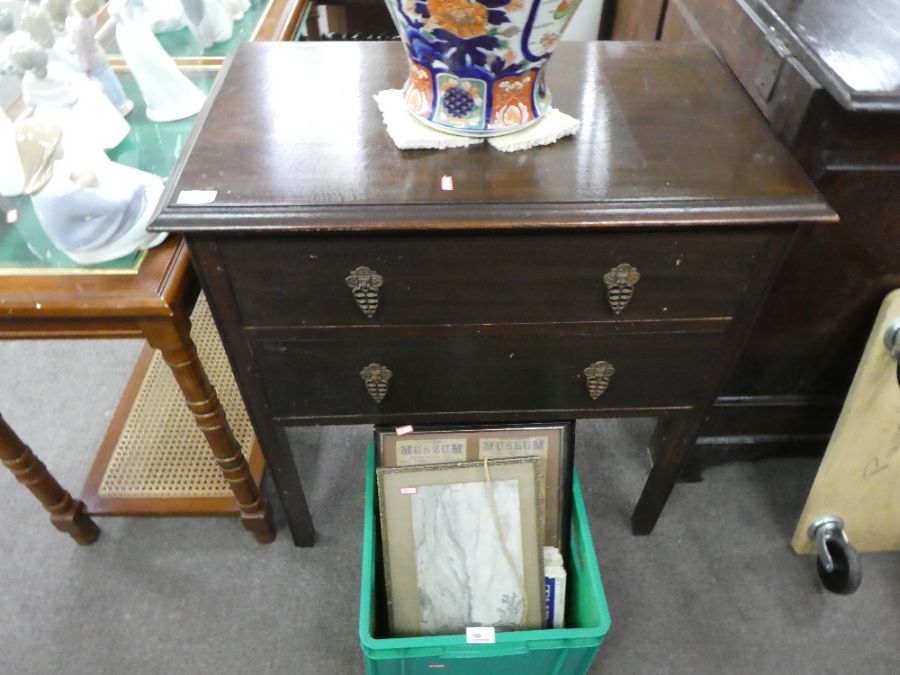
[251,332,724,421]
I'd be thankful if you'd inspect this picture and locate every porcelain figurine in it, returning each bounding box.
[68,0,134,115]
[0,7,13,37]
[3,31,130,151]
[0,107,26,196]
[31,161,166,264]
[180,0,232,49]
[109,0,206,122]
[142,0,187,33]
[19,0,98,78]
[14,116,63,194]
[26,144,166,264]
[19,0,55,48]
[41,0,70,33]
[219,0,250,22]
[384,0,584,135]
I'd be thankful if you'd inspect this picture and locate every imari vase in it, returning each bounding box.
[384,0,583,136]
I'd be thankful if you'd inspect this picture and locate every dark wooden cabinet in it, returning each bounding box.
[153,42,833,546]
[610,0,900,472]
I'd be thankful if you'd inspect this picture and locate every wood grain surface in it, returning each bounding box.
[154,42,831,232]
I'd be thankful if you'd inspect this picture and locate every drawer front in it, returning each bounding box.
[221,231,769,328]
[251,331,724,421]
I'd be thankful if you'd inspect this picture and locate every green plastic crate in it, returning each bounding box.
[359,443,611,675]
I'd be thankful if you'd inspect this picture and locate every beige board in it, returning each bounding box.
[791,289,900,554]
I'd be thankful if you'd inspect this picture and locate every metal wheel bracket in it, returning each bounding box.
[883,318,900,358]
[807,517,846,574]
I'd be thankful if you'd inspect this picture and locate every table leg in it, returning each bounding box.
[142,317,276,544]
[631,412,700,535]
[187,238,315,546]
[0,414,100,544]
[631,231,798,534]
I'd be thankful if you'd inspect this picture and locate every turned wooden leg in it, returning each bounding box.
[142,316,276,544]
[0,415,100,544]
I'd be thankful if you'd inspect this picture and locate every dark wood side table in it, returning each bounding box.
[153,41,835,546]
[613,0,900,472]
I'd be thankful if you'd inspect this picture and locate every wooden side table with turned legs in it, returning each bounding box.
[0,237,275,544]
[0,414,100,545]
[0,0,310,544]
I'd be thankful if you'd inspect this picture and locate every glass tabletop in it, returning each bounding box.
[100,0,272,59]
[0,68,217,274]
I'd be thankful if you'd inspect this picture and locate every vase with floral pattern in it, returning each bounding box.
[385,0,582,136]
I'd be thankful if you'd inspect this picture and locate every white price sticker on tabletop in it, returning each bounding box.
[466,627,495,644]
[176,189,218,205]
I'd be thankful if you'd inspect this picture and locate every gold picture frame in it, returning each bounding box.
[376,422,574,551]
[376,457,545,636]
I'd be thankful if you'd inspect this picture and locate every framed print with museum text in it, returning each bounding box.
[375,422,574,551]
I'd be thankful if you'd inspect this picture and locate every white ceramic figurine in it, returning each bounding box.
[14,115,167,264]
[40,0,70,33]
[2,31,130,151]
[30,156,166,263]
[180,0,232,49]
[19,0,55,49]
[0,107,26,196]
[219,0,250,22]
[108,0,205,122]
[142,0,187,33]
[68,0,134,115]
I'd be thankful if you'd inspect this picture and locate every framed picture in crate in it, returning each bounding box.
[375,422,574,552]
[376,456,545,636]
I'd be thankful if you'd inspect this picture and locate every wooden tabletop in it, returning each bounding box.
[154,41,834,233]
[0,237,193,337]
[744,0,900,112]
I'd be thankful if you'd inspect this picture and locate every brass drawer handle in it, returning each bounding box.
[346,266,384,318]
[604,263,640,315]
[360,363,392,402]
[584,361,615,400]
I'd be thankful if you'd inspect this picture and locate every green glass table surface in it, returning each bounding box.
[100,1,271,59]
[0,69,216,274]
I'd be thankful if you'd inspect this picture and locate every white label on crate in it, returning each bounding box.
[400,487,417,495]
[176,189,218,205]
[466,627,495,644]
[395,425,414,436]
[6,209,18,224]
[441,175,454,191]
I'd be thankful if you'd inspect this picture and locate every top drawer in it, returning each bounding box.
[219,230,770,328]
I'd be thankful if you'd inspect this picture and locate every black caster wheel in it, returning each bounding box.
[809,517,862,595]
[816,535,862,595]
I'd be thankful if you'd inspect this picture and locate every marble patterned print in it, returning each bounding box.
[410,479,524,635]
